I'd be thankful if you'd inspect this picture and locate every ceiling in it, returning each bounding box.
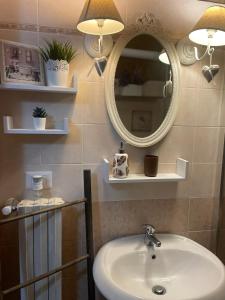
[0,0,223,40]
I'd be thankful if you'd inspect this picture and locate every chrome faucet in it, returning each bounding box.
[143,224,161,247]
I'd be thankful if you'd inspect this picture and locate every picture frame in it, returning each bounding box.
[0,40,45,86]
[131,110,152,132]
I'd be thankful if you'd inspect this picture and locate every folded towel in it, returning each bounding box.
[18,197,64,208]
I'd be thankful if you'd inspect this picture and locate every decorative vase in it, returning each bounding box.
[45,59,69,87]
[112,153,129,179]
[33,117,46,130]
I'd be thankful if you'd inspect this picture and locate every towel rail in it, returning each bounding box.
[0,199,86,225]
[0,169,95,300]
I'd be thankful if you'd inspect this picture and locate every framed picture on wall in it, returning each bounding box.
[0,40,45,85]
[131,110,152,132]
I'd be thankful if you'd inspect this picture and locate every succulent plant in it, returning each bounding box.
[40,40,76,63]
[32,107,48,118]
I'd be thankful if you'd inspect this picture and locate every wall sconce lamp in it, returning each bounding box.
[188,6,225,82]
[159,50,170,65]
[77,0,124,36]
[77,0,124,76]
[158,50,172,97]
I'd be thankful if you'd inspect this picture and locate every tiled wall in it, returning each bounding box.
[0,1,225,300]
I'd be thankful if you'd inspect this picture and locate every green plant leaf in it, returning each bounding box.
[32,106,48,118]
[39,40,76,63]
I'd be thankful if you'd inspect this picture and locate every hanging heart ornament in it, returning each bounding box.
[94,56,107,76]
[202,64,220,83]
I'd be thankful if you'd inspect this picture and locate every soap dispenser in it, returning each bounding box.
[112,142,129,178]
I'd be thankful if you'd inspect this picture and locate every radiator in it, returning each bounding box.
[18,198,64,300]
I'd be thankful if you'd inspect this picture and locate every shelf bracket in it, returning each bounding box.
[103,157,189,183]
[3,116,69,135]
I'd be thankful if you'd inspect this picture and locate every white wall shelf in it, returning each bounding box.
[0,83,77,94]
[103,158,189,183]
[3,116,69,135]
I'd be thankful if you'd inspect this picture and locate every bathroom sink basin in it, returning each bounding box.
[93,234,225,300]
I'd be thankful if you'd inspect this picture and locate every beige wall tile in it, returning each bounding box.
[93,198,189,251]
[38,0,84,29]
[0,0,37,24]
[193,127,220,163]
[38,32,83,48]
[188,230,217,252]
[76,81,107,125]
[83,123,120,164]
[23,144,42,165]
[0,29,39,45]
[41,125,83,164]
[180,63,201,89]
[189,197,219,231]
[152,126,194,163]
[196,89,222,127]
[174,88,197,126]
[220,92,225,127]
[190,163,217,198]
[0,160,24,200]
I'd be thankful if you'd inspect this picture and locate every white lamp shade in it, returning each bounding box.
[159,50,170,65]
[77,0,124,35]
[189,6,225,46]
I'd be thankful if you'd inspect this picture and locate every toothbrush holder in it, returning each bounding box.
[144,155,158,177]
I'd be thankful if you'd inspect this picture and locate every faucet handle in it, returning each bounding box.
[143,224,156,234]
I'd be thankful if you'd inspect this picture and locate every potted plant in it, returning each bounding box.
[40,40,76,87]
[32,106,48,130]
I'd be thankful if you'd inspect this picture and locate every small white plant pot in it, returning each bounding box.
[33,117,46,130]
[45,59,69,87]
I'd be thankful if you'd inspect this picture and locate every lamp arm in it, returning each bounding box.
[194,43,212,61]
[97,35,103,57]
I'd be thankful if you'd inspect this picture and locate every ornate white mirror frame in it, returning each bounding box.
[104,15,181,147]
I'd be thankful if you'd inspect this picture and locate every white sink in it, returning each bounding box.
[93,234,225,300]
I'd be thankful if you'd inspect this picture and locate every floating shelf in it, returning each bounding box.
[3,116,69,135]
[0,83,77,94]
[103,158,189,183]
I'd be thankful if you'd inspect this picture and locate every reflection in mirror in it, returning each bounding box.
[115,34,173,138]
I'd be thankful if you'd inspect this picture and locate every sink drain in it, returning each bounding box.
[152,285,166,295]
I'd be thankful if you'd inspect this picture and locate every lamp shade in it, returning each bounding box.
[77,0,124,35]
[189,6,225,46]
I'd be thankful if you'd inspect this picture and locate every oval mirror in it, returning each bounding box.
[105,32,180,147]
